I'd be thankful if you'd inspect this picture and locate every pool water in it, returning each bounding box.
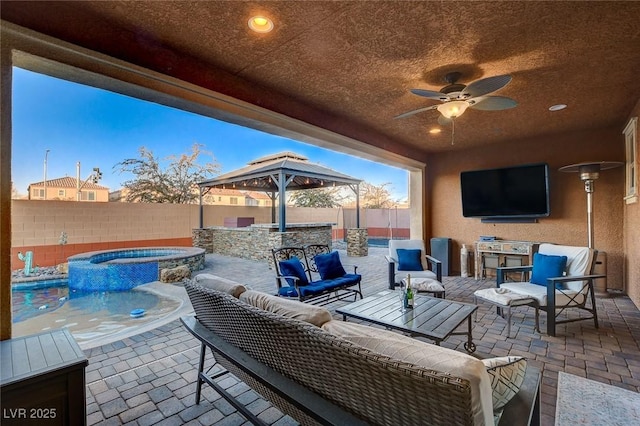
[11,282,182,343]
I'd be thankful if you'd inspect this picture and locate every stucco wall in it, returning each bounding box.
[429,126,626,290]
[624,99,640,307]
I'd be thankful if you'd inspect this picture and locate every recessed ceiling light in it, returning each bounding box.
[549,104,567,111]
[248,16,274,33]
[429,128,442,134]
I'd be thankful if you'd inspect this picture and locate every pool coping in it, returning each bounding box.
[67,246,205,265]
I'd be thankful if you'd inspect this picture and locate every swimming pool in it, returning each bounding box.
[68,246,205,291]
[11,280,184,347]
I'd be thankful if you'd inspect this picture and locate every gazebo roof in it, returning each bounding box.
[198,151,361,192]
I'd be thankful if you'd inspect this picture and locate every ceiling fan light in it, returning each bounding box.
[437,100,469,119]
[248,16,274,33]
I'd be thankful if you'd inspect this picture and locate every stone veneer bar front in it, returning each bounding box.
[193,223,334,265]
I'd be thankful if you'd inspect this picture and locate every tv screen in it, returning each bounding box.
[460,163,550,219]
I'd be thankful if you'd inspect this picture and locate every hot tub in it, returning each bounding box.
[68,247,205,291]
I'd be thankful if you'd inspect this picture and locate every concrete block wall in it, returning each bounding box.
[10,200,409,268]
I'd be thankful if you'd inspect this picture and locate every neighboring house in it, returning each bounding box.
[204,188,245,205]
[243,190,273,207]
[108,188,128,202]
[110,187,267,206]
[28,177,109,202]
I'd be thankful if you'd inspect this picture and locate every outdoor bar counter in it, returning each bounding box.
[193,223,334,264]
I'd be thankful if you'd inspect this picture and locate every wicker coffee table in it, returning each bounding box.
[336,291,477,352]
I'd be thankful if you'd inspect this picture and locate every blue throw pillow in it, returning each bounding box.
[530,253,567,287]
[314,251,346,280]
[279,257,309,286]
[396,249,424,271]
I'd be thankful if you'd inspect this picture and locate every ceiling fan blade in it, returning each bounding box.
[394,105,438,119]
[469,96,518,111]
[461,75,512,98]
[437,115,452,126]
[410,88,450,101]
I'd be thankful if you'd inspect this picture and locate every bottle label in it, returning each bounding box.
[405,287,414,309]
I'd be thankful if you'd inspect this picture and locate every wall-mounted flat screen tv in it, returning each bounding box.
[460,163,550,220]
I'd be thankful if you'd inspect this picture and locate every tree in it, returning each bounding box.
[114,143,220,203]
[11,183,24,199]
[289,187,344,208]
[360,182,394,209]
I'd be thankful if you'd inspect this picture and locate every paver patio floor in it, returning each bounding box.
[84,247,640,425]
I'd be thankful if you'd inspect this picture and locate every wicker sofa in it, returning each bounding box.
[183,275,540,426]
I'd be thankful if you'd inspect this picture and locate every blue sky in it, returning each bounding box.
[11,68,408,201]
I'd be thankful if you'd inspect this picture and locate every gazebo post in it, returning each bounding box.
[198,186,203,229]
[270,191,276,223]
[356,183,360,228]
[278,170,286,232]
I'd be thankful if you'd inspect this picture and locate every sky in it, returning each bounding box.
[11,68,408,201]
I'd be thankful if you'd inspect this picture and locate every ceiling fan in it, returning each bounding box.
[395,72,517,126]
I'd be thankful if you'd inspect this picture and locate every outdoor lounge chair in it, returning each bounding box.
[496,243,603,336]
[386,239,443,290]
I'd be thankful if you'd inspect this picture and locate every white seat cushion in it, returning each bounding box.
[239,290,332,327]
[405,277,444,293]
[474,288,535,306]
[395,269,437,284]
[194,273,247,298]
[499,282,585,307]
[322,320,494,426]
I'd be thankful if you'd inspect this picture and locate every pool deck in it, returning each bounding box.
[82,247,640,426]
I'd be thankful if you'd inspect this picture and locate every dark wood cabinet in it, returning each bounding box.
[1,329,88,425]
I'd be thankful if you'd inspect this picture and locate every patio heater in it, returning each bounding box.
[559,161,623,248]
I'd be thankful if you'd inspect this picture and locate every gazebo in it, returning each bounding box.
[197,152,362,232]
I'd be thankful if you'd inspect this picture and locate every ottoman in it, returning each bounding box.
[403,277,445,298]
[473,288,539,337]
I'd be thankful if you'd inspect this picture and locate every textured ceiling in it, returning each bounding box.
[3,1,640,155]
